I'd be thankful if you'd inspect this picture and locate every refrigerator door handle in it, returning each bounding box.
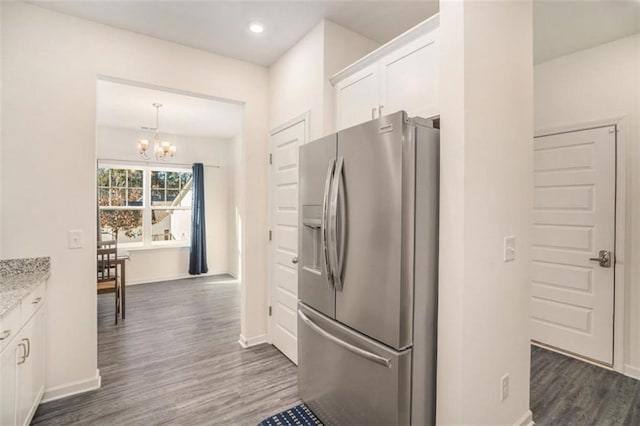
[322,159,336,290]
[337,160,346,288]
[298,309,392,368]
[328,156,344,291]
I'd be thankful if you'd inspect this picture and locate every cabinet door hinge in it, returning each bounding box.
[269,153,273,165]
[268,306,272,316]
[268,230,272,241]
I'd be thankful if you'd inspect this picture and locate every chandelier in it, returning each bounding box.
[137,103,176,161]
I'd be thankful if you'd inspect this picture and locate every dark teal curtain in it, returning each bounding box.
[189,163,208,275]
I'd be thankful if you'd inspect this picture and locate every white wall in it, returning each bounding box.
[0,1,3,259]
[228,133,241,278]
[1,1,269,398]
[534,34,640,372]
[269,20,378,138]
[269,21,324,137]
[438,1,533,424]
[97,126,232,166]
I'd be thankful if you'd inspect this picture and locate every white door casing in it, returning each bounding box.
[268,118,307,364]
[531,125,616,365]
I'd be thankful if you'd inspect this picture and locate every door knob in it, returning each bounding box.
[292,257,299,264]
[589,250,612,268]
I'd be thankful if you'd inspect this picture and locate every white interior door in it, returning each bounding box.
[269,118,306,364]
[531,126,616,365]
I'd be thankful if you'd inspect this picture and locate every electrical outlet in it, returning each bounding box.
[500,373,510,401]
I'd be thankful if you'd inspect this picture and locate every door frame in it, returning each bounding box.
[267,111,310,346]
[534,116,627,374]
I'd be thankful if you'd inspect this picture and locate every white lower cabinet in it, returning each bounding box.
[0,283,46,426]
[0,338,19,425]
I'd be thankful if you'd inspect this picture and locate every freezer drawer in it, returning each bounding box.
[298,303,412,426]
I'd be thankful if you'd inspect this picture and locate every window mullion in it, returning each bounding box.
[143,167,153,248]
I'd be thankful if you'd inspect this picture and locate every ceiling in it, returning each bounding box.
[29,1,640,67]
[534,0,640,64]
[96,80,243,138]
[29,1,439,66]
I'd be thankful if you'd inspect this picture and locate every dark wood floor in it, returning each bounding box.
[531,345,640,425]
[32,275,300,425]
[32,277,640,425]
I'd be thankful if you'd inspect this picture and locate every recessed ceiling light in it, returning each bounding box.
[249,22,264,34]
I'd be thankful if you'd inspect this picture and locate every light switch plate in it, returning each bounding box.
[504,236,516,262]
[68,230,83,249]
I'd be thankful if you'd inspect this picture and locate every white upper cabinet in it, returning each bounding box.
[379,31,439,120]
[332,14,439,131]
[335,63,380,131]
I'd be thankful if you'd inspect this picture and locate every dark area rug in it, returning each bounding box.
[258,404,323,426]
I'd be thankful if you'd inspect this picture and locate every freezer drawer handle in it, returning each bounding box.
[298,309,391,368]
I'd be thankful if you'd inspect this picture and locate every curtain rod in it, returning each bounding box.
[98,158,221,169]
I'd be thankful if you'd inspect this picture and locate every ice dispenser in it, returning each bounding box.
[301,205,323,276]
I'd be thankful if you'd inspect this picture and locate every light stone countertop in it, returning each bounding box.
[0,257,50,318]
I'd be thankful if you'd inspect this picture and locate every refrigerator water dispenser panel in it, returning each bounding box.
[302,205,323,275]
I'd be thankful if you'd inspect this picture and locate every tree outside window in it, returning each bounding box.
[98,168,144,244]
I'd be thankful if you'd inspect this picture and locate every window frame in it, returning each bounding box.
[98,162,193,250]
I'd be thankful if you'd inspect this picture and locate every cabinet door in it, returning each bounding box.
[28,309,45,411]
[335,63,379,131]
[379,30,439,119]
[17,308,44,426]
[16,321,32,426]
[0,341,20,426]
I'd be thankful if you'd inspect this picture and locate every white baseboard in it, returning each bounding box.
[624,364,640,380]
[514,410,534,426]
[127,271,236,286]
[42,369,101,403]
[238,333,268,348]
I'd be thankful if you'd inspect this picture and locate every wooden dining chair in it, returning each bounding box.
[97,246,120,324]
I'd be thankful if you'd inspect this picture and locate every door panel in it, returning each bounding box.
[299,134,337,318]
[531,126,615,365]
[269,120,306,364]
[336,63,379,131]
[379,31,439,119]
[335,112,412,350]
[298,304,411,426]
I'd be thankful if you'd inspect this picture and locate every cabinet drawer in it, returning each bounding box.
[0,305,20,353]
[20,283,45,325]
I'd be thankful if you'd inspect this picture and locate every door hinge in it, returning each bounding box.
[268,306,272,316]
[268,230,272,241]
[269,153,273,165]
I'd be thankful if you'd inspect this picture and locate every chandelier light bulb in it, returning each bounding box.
[136,104,176,161]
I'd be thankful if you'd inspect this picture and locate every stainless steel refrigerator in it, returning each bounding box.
[297,111,440,426]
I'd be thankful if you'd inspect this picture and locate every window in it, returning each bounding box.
[98,168,144,245]
[98,164,193,248]
[150,170,193,244]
